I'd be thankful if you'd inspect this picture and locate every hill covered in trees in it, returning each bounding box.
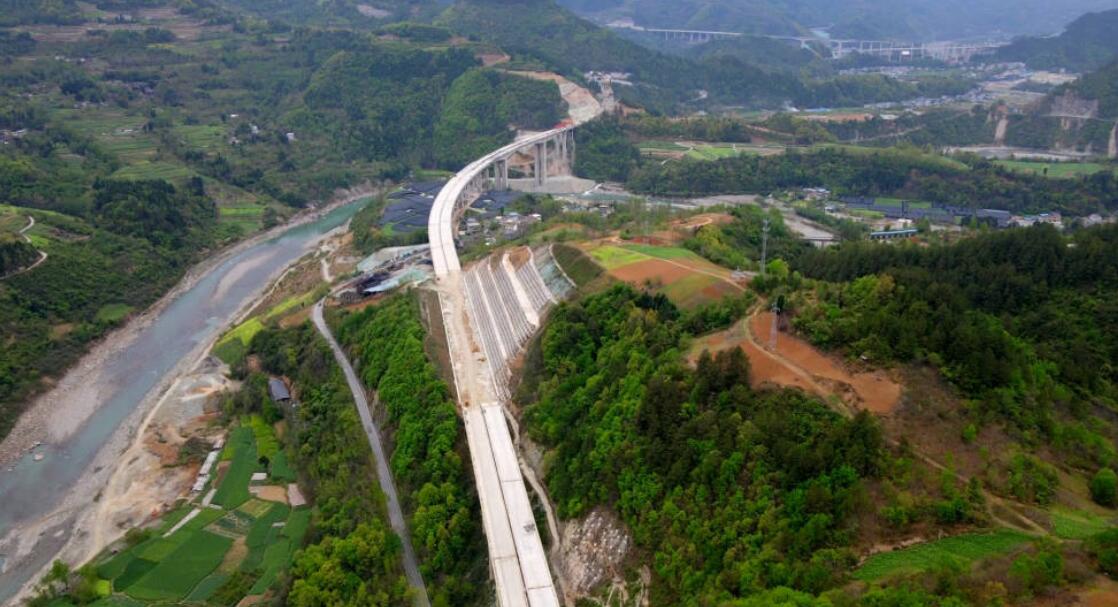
[993,9,1118,72]
[440,0,973,112]
[557,0,1118,42]
[0,2,569,445]
[621,145,1118,216]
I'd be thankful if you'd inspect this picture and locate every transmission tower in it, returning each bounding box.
[760,218,770,276]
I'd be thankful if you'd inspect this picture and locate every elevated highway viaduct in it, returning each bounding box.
[427,126,576,607]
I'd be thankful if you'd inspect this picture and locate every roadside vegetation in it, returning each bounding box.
[334,293,488,606]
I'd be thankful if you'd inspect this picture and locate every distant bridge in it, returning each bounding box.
[611,25,999,63]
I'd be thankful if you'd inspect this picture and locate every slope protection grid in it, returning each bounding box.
[427,128,573,607]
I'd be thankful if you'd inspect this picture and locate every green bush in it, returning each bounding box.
[1086,528,1118,575]
[1091,467,1118,507]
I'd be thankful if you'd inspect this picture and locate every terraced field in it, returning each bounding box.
[585,242,743,308]
[995,160,1115,178]
[91,419,307,605]
[854,530,1031,582]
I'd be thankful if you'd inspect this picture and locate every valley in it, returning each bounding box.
[3,0,1118,606]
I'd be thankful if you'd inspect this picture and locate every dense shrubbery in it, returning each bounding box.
[627,146,1118,216]
[573,115,640,182]
[434,68,564,168]
[248,324,411,606]
[521,284,886,604]
[684,205,810,271]
[92,178,215,248]
[336,294,484,606]
[791,223,1118,448]
[0,235,39,275]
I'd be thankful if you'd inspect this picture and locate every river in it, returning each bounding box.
[0,198,370,602]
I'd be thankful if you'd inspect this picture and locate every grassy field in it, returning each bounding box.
[685,144,742,161]
[875,197,932,209]
[94,303,134,324]
[585,242,741,309]
[213,317,265,365]
[588,245,649,270]
[175,124,227,150]
[263,289,325,322]
[1051,508,1113,540]
[219,206,265,218]
[213,426,258,508]
[127,531,232,600]
[110,161,195,182]
[248,415,280,460]
[996,160,1115,178]
[637,140,688,152]
[621,243,705,261]
[854,530,1032,581]
[553,243,603,287]
[91,420,310,605]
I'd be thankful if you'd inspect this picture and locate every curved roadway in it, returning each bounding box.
[311,301,431,607]
[427,128,572,607]
[429,128,572,277]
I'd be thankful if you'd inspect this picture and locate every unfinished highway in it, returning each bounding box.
[428,73,600,606]
[428,128,569,607]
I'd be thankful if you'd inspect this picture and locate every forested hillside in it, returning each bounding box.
[433,69,564,167]
[440,0,973,112]
[993,9,1118,72]
[520,284,890,604]
[242,325,413,605]
[336,295,488,605]
[0,3,567,444]
[558,0,1118,42]
[792,224,1118,442]
[623,145,1118,215]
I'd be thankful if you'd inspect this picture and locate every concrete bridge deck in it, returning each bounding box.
[427,127,576,607]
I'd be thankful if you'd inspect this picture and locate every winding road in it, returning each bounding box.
[1,215,48,280]
[311,301,431,607]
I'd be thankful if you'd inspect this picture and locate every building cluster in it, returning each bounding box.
[840,196,1012,227]
[459,190,542,243]
[1010,212,1063,228]
[0,129,27,145]
[191,435,227,493]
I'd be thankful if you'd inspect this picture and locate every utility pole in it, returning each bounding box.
[760,218,770,276]
[769,299,780,351]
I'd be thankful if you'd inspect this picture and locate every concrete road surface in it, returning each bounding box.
[311,301,431,607]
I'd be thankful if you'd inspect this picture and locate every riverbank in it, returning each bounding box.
[0,185,374,468]
[0,185,375,604]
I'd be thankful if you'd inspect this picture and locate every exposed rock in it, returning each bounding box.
[556,507,632,600]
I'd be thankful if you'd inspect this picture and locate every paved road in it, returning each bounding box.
[311,301,431,607]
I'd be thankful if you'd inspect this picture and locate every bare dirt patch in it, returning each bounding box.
[688,309,902,414]
[249,485,288,504]
[1079,579,1118,607]
[749,311,901,413]
[507,246,531,268]
[479,52,510,67]
[610,258,692,285]
[218,536,248,575]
